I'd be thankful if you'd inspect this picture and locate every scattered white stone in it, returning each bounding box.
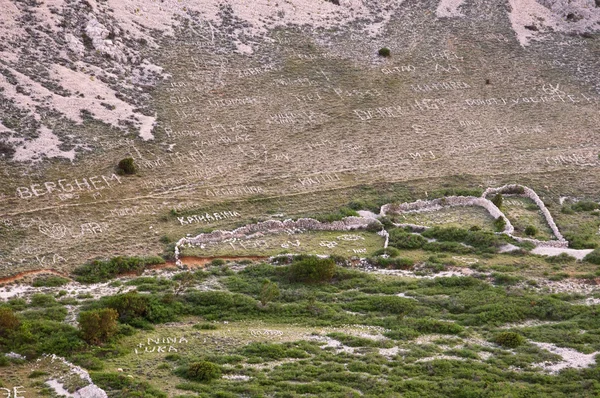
[223,375,251,381]
[531,247,593,260]
[436,0,466,18]
[532,342,599,373]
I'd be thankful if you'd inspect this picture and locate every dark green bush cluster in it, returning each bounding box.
[571,201,600,212]
[343,295,416,316]
[544,252,577,264]
[422,227,506,252]
[99,292,180,327]
[73,256,165,283]
[524,225,538,236]
[491,193,503,208]
[493,216,506,232]
[564,233,598,249]
[378,47,391,57]
[583,248,600,265]
[91,373,167,397]
[388,228,427,249]
[116,157,136,175]
[288,256,336,283]
[32,276,70,287]
[240,342,310,361]
[308,207,358,223]
[368,256,414,269]
[184,361,222,382]
[493,331,525,348]
[79,308,119,345]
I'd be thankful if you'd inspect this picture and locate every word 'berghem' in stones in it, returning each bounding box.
[177,211,241,225]
[135,336,189,354]
[16,174,122,199]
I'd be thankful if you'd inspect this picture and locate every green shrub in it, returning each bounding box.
[193,323,218,330]
[28,370,49,378]
[344,295,415,316]
[545,253,577,264]
[0,307,20,336]
[102,291,179,326]
[185,361,222,382]
[388,229,427,249]
[378,47,391,57]
[116,157,136,175]
[288,256,336,283]
[259,280,280,306]
[561,205,575,214]
[491,193,503,208]
[371,247,400,257]
[79,308,118,345]
[493,332,525,348]
[571,201,600,212]
[493,216,506,232]
[309,207,359,223]
[492,273,521,285]
[91,373,167,397]
[73,256,165,283]
[32,276,70,287]
[564,233,598,249]
[422,227,504,251]
[524,225,538,236]
[584,248,600,265]
[369,256,414,269]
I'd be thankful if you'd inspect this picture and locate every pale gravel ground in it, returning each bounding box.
[532,342,599,373]
[531,246,593,260]
[436,0,466,18]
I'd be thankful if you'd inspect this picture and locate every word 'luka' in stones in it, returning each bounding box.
[134,337,189,354]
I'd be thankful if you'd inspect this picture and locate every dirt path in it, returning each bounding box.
[0,269,71,284]
[176,256,267,267]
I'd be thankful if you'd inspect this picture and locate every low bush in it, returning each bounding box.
[101,292,180,326]
[0,307,20,336]
[184,361,222,382]
[91,372,167,397]
[545,253,577,264]
[422,227,504,252]
[73,256,165,283]
[309,207,358,223]
[240,342,309,360]
[494,216,506,232]
[524,225,538,236]
[584,248,600,265]
[369,256,414,269]
[491,193,503,208]
[116,157,136,175]
[344,295,416,316]
[571,201,600,212]
[388,229,427,249]
[378,47,391,57]
[288,256,336,283]
[564,233,598,249]
[79,308,119,345]
[493,331,525,348]
[32,276,70,287]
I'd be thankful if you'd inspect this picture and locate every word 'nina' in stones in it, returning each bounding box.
[178,211,241,225]
[135,337,189,354]
[16,174,122,199]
